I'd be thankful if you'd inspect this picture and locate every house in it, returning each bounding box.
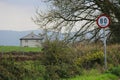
[20,32,43,47]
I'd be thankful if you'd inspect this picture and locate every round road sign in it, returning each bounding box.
[96,14,110,28]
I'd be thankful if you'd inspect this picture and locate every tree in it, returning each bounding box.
[34,0,120,43]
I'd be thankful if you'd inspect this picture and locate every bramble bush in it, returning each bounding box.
[74,43,120,70]
[41,41,120,79]
[0,57,45,80]
[0,59,28,80]
[41,40,82,80]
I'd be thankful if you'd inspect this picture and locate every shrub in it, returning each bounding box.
[41,40,82,80]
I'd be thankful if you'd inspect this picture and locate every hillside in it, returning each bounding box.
[0,30,42,46]
[0,30,92,46]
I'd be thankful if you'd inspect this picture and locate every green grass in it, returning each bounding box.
[0,46,42,52]
[63,69,119,80]
[68,74,118,80]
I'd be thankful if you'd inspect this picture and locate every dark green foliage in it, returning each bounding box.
[0,66,15,80]
[0,59,36,80]
[109,66,120,77]
[41,40,81,80]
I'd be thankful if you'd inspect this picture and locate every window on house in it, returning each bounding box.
[36,40,39,42]
[25,40,28,43]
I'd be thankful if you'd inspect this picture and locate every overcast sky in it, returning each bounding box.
[0,0,47,31]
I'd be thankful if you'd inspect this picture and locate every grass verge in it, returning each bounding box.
[0,46,42,52]
[64,69,119,80]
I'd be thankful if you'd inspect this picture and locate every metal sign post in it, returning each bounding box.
[96,14,110,70]
[103,28,107,70]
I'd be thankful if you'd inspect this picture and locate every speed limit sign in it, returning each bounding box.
[96,14,110,28]
[96,14,111,70]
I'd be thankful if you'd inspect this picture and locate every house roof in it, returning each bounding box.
[20,32,43,40]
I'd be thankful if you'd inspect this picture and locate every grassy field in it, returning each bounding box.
[0,46,42,52]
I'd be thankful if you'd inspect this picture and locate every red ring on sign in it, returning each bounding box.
[96,14,110,28]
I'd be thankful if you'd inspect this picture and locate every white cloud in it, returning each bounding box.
[0,1,40,31]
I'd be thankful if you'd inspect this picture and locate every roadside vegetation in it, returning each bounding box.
[0,41,120,80]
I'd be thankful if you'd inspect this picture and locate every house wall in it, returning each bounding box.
[20,40,41,47]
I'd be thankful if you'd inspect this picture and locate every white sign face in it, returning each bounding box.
[96,14,110,28]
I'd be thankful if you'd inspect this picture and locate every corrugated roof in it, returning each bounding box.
[20,32,43,40]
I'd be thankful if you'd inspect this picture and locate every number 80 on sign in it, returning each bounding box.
[96,14,110,28]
